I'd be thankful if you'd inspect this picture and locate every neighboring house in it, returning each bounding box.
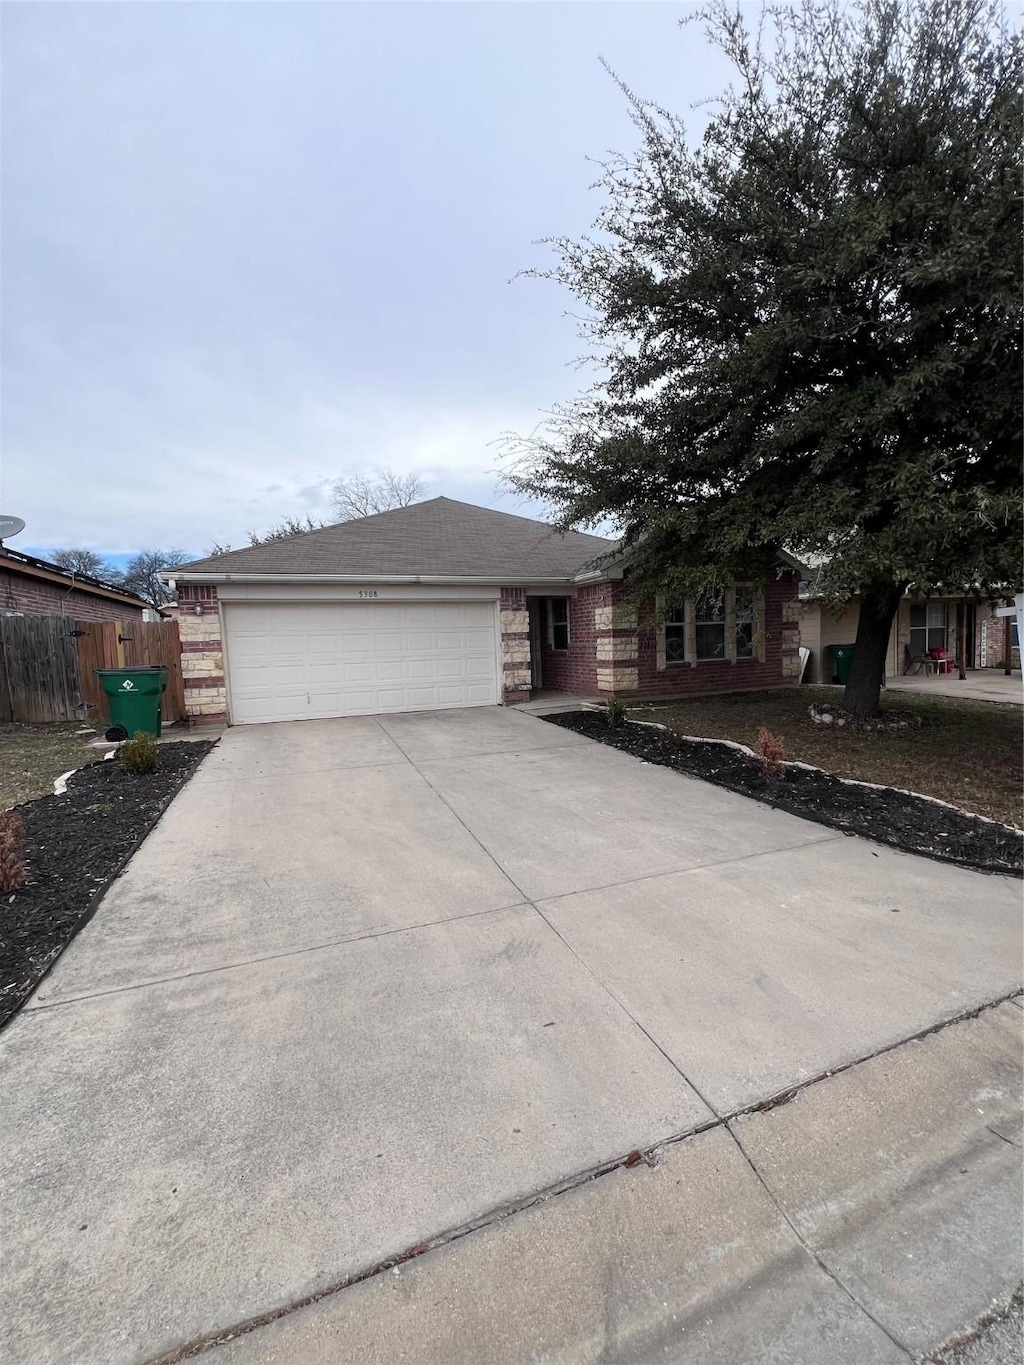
[166,497,803,726]
[798,590,1020,683]
[0,546,148,622]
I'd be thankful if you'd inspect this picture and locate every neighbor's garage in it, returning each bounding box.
[222,600,499,724]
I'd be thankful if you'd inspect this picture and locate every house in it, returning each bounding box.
[0,545,149,622]
[166,498,803,727]
[798,589,1020,683]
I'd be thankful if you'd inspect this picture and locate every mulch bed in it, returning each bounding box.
[1,740,214,1030]
[544,712,1022,877]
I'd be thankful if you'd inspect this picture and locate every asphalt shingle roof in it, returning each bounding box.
[178,498,617,581]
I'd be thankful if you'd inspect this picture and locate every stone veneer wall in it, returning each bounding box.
[176,584,229,725]
[499,587,531,703]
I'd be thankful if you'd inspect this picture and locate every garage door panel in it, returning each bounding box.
[225,602,499,723]
[406,686,441,706]
[337,633,373,654]
[407,659,439,680]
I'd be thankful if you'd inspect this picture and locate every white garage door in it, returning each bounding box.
[224,601,499,724]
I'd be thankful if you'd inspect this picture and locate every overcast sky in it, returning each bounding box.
[2,2,731,562]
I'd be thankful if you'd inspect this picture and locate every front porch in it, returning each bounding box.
[511,689,598,716]
[885,671,1023,706]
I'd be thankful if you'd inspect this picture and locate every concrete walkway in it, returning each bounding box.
[886,670,1023,705]
[1,708,1020,1364]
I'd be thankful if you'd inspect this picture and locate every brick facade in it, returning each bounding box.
[972,600,1020,670]
[0,564,145,623]
[532,572,800,701]
[176,584,228,725]
[175,573,803,724]
[535,581,611,695]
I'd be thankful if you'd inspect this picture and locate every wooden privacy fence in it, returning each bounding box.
[0,617,187,725]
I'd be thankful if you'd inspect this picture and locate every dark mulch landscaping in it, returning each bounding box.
[544,711,1022,877]
[1,740,214,1029]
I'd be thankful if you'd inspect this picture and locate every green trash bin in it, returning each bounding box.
[830,643,856,686]
[97,666,168,740]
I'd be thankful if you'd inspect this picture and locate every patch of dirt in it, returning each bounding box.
[544,712,1022,877]
[0,740,214,1029]
[0,722,95,808]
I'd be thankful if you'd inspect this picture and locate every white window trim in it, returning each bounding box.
[658,585,763,668]
[548,596,570,652]
[909,600,948,654]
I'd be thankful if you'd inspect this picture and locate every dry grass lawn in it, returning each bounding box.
[1,723,95,810]
[630,686,1023,828]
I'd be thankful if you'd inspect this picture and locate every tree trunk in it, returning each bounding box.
[843,581,906,718]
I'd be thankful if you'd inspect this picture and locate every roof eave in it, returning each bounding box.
[2,556,149,608]
[166,571,603,587]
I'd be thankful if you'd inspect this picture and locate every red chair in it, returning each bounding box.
[929,647,955,674]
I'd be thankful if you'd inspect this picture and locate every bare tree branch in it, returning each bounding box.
[330,469,427,520]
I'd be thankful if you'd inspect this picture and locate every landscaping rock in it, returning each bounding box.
[809,702,923,732]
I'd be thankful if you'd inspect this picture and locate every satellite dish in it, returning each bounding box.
[0,515,26,541]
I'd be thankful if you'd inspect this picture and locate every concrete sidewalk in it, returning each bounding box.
[1,708,1020,1364]
[209,1002,1024,1365]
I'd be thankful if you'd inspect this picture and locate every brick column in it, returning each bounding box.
[780,593,802,681]
[499,587,531,704]
[595,589,639,693]
[177,585,229,725]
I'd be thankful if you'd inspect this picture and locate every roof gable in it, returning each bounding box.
[176,498,617,581]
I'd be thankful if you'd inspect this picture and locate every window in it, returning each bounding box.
[909,602,946,655]
[665,605,687,664]
[664,588,761,666]
[734,586,756,659]
[548,597,570,652]
[695,591,726,660]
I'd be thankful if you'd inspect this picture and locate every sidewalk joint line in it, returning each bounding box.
[373,720,724,1114]
[724,1120,916,1361]
[532,831,846,905]
[21,900,530,1015]
[138,989,1018,1365]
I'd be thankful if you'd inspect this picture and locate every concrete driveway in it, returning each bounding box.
[1,708,1020,1365]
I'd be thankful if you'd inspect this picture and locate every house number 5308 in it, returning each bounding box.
[358,589,378,598]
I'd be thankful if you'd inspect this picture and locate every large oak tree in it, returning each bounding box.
[508,0,1022,715]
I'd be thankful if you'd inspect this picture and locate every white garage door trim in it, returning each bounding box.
[223,600,500,724]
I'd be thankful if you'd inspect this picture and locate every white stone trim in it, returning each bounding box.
[596,637,638,662]
[597,665,639,692]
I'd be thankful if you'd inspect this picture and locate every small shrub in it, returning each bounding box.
[754,727,786,779]
[606,695,628,729]
[120,732,159,775]
[0,810,27,891]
